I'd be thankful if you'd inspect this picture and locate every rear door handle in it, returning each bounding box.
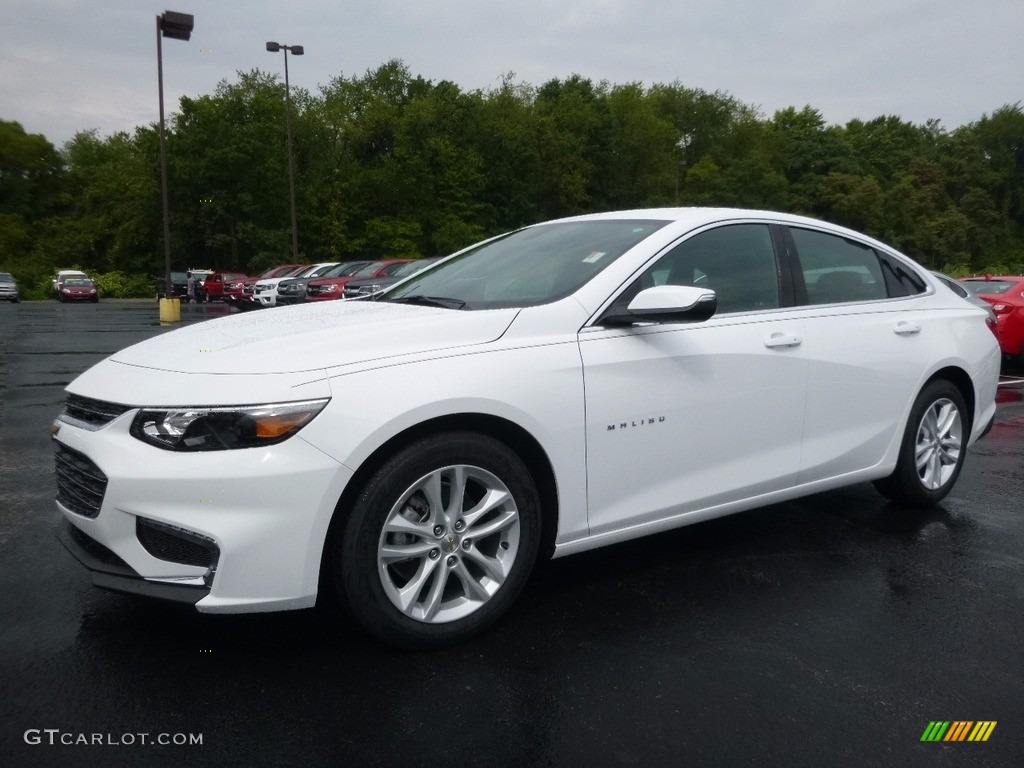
[893,321,921,336]
[764,332,802,349]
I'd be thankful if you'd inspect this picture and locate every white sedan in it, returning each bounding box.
[53,208,1000,647]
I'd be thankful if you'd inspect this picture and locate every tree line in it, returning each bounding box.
[2,60,1023,298]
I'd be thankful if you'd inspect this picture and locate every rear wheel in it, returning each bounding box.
[333,432,541,648]
[873,380,968,506]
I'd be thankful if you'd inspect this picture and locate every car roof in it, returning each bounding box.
[546,207,911,254]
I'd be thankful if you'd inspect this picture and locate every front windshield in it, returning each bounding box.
[66,279,94,287]
[352,261,389,278]
[386,219,670,309]
[322,261,369,278]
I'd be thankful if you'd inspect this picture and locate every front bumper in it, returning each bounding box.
[54,407,352,613]
[58,519,210,604]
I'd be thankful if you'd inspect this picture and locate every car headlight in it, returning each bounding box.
[130,399,329,451]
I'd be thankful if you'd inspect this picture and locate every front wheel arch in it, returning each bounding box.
[318,414,559,604]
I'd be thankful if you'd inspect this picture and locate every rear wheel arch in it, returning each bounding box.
[923,366,975,434]
[875,371,973,506]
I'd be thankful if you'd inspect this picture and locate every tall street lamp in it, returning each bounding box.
[156,10,194,295]
[266,41,304,261]
[674,132,692,206]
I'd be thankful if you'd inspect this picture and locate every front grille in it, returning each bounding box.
[63,394,131,429]
[137,518,218,568]
[55,443,108,518]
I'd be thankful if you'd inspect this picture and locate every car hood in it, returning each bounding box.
[107,301,519,375]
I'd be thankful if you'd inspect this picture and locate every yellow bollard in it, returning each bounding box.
[159,297,181,323]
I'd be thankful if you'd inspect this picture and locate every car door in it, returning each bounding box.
[782,226,934,484]
[579,223,808,537]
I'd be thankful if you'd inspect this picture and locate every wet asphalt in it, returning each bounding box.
[1,299,1022,768]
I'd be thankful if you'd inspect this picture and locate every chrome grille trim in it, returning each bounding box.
[62,394,132,430]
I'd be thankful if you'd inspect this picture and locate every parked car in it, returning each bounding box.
[202,272,247,302]
[53,270,88,299]
[960,275,1024,363]
[305,259,413,301]
[276,262,372,305]
[932,272,997,330]
[168,269,214,302]
[254,262,339,307]
[57,277,99,303]
[342,258,442,299]
[54,209,999,649]
[0,271,19,303]
[224,264,306,309]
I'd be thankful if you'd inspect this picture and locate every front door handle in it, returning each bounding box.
[764,332,803,349]
[893,321,921,336]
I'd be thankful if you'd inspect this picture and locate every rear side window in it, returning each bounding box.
[790,228,923,304]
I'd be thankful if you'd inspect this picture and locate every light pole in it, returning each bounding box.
[674,132,692,206]
[156,10,194,296]
[266,41,304,261]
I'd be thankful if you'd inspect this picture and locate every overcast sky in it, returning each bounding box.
[3,0,1022,148]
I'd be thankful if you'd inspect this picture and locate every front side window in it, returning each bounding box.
[618,224,780,315]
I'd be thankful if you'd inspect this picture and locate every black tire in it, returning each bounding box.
[332,431,542,649]
[873,379,969,506]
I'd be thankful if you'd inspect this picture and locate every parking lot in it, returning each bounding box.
[1,299,1022,768]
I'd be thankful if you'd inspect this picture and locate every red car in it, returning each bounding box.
[305,260,413,301]
[224,265,306,308]
[202,271,247,302]
[57,277,99,303]
[960,275,1024,363]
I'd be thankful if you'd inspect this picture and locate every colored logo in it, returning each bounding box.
[921,721,996,742]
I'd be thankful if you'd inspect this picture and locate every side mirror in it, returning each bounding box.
[602,285,717,326]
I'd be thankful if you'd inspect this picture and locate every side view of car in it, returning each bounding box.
[202,272,248,302]
[960,275,1024,364]
[342,257,442,299]
[0,271,19,303]
[54,209,1000,649]
[306,259,413,301]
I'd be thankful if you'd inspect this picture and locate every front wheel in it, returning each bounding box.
[873,380,968,506]
[333,432,542,648]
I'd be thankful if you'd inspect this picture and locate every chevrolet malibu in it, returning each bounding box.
[54,208,1000,648]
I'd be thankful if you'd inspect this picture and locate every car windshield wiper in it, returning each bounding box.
[388,295,467,310]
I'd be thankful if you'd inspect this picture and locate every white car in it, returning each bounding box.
[254,262,338,306]
[54,208,1000,648]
